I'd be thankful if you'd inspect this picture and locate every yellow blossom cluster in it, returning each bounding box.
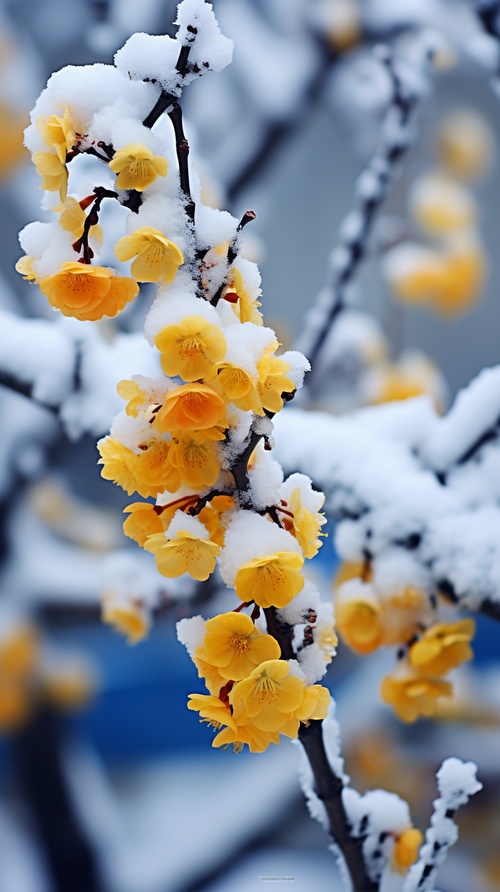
[18,109,179,321]
[19,60,333,758]
[93,216,330,753]
[97,295,303,512]
[334,563,475,722]
[384,107,492,316]
[186,616,329,752]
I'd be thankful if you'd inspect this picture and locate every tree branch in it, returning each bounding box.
[298,43,425,394]
[299,722,378,892]
[263,603,376,892]
[168,101,195,223]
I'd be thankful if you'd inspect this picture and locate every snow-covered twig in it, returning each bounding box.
[403,758,482,892]
[296,38,433,393]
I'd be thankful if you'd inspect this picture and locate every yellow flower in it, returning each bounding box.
[168,433,221,489]
[438,109,493,181]
[98,436,178,498]
[116,379,150,418]
[32,150,68,201]
[39,261,139,321]
[386,246,448,308]
[196,612,281,681]
[257,344,296,414]
[57,196,102,244]
[392,828,423,872]
[411,173,476,236]
[0,626,39,680]
[153,383,227,436]
[213,720,281,754]
[409,619,475,677]
[187,692,237,733]
[188,663,329,754]
[380,670,452,723]
[15,255,38,282]
[228,268,263,325]
[231,659,328,736]
[197,495,234,547]
[154,315,226,381]
[284,487,326,559]
[210,363,262,413]
[317,623,339,664]
[385,241,485,317]
[234,551,304,609]
[374,365,434,405]
[109,143,168,191]
[295,681,331,724]
[123,502,165,546]
[115,226,183,284]
[334,561,371,586]
[433,243,485,316]
[381,586,430,647]
[335,592,384,655]
[102,595,149,644]
[36,107,76,163]
[145,530,220,581]
[191,653,227,696]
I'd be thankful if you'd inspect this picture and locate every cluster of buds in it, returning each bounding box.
[384,106,493,316]
[15,0,337,755]
[334,561,475,722]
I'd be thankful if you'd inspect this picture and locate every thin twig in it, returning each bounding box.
[210,210,256,306]
[298,43,425,393]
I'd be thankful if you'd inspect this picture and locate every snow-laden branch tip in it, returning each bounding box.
[403,758,482,892]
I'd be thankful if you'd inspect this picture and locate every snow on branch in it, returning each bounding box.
[0,310,159,439]
[275,364,500,622]
[296,34,436,391]
[403,758,482,892]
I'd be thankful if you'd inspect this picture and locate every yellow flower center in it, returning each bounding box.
[230,632,251,654]
[179,335,204,358]
[259,562,284,591]
[143,241,165,266]
[254,672,280,703]
[129,159,152,180]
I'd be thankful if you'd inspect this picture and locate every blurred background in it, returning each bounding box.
[0,1,500,891]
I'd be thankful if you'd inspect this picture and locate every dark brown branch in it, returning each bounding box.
[262,605,375,892]
[74,187,118,264]
[142,37,195,129]
[302,45,422,391]
[263,607,295,659]
[230,427,265,493]
[0,370,58,413]
[168,101,195,222]
[298,722,377,892]
[143,92,176,130]
[12,705,105,892]
[438,579,500,623]
[188,489,230,515]
[455,416,500,466]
